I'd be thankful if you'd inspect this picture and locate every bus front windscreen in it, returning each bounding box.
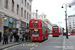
[32,29,39,33]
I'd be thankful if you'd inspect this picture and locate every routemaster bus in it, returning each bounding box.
[52,25,59,37]
[29,19,48,41]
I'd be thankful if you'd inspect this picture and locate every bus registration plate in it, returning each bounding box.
[32,34,39,37]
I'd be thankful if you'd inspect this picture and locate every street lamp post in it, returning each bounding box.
[65,7,68,39]
[36,10,38,19]
[61,4,71,39]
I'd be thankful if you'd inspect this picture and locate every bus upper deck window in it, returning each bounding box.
[32,21,34,23]
[34,21,38,23]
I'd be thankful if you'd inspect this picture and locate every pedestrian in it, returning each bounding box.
[24,32,28,41]
[19,32,23,43]
[6,30,8,44]
[29,30,31,40]
[16,33,19,42]
[10,32,13,42]
[3,32,8,45]
[0,30,2,42]
[13,32,16,42]
[22,32,24,41]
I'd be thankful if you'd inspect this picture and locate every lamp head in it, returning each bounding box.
[61,6,64,8]
[2,17,7,21]
[69,5,71,8]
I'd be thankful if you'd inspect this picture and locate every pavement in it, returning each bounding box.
[63,35,75,50]
[0,37,29,50]
[49,35,75,50]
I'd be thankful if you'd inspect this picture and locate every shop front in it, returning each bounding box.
[4,15,18,35]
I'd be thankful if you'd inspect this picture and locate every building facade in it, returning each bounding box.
[37,14,46,20]
[0,0,32,36]
[68,15,75,32]
[31,12,37,19]
[44,19,52,33]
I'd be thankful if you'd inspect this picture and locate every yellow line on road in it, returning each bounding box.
[31,44,35,46]
[35,45,38,47]
[30,47,34,50]
[39,43,41,45]
[23,44,25,46]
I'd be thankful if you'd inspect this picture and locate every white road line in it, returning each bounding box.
[63,36,65,50]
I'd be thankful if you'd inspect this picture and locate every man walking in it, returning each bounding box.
[3,32,8,45]
[0,30,2,42]
[6,30,8,44]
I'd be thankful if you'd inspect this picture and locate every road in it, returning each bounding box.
[3,35,64,50]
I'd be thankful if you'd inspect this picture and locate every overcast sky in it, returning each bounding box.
[32,0,74,29]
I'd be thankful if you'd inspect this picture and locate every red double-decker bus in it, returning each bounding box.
[52,26,59,37]
[29,19,48,41]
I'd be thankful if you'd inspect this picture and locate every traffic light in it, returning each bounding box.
[62,28,65,31]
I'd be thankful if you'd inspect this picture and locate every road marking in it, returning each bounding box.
[30,47,34,50]
[23,44,25,46]
[31,44,35,46]
[35,45,38,47]
[39,43,41,45]
[19,43,40,47]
